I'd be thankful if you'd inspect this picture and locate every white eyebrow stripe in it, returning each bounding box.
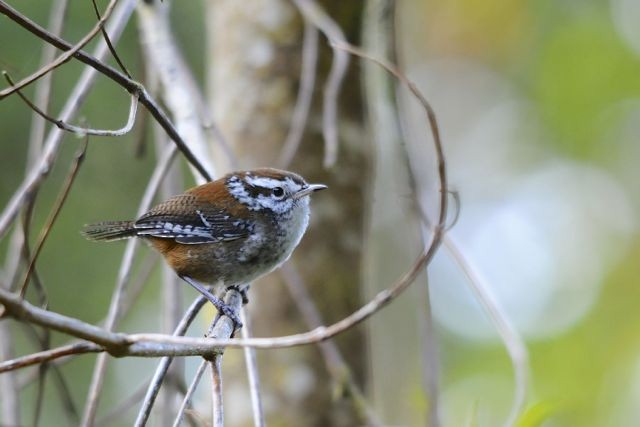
[244,176,283,189]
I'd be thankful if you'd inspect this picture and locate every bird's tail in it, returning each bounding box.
[82,221,137,241]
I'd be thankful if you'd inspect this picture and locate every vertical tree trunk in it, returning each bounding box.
[206,1,369,425]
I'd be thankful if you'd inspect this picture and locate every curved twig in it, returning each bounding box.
[5,72,139,137]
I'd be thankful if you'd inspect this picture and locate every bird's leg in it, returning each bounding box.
[180,275,243,329]
[226,284,250,305]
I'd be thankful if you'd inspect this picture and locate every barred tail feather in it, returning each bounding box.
[82,221,137,241]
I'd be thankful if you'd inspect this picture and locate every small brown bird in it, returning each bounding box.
[83,168,327,327]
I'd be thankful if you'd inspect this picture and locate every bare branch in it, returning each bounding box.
[442,235,529,427]
[277,20,318,169]
[0,0,119,99]
[292,0,349,168]
[0,342,102,373]
[136,1,216,184]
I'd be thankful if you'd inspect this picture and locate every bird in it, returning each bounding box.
[82,168,327,328]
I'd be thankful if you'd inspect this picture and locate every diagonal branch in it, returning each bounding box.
[0,342,102,374]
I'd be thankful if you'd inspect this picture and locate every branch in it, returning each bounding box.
[0,342,102,373]
[277,19,318,168]
[291,0,349,168]
[136,1,216,183]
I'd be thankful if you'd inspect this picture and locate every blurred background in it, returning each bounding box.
[1,0,639,426]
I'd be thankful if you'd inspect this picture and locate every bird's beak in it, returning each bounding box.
[293,183,328,199]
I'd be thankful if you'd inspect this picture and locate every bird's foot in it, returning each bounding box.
[226,284,250,305]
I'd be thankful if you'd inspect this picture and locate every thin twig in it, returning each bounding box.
[291,0,349,168]
[172,359,208,427]
[18,136,88,297]
[0,342,102,373]
[240,308,265,427]
[0,0,119,99]
[91,0,131,78]
[134,296,208,427]
[277,19,318,168]
[442,234,529,427]
[5,71,139,137]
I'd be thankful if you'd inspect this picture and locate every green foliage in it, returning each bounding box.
[534,16,640,157]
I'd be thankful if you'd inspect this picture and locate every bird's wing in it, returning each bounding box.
[133,194,254,244]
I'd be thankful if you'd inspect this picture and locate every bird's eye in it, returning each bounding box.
[272,187,285,198]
